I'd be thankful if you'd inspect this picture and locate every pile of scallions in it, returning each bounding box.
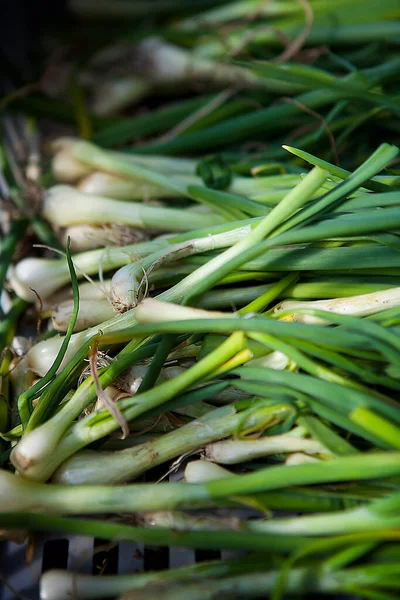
[1,0,400,598]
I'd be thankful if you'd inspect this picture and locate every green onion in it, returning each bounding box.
[4,452,400,512]
[52,402,294,485]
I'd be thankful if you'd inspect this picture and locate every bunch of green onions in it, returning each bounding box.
[2,1,400,598]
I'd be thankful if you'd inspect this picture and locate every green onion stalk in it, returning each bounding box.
[109,226,255,311]
[51,298,115,332]
[88,76,153,116]
[130,493,366,522]
[274,288,400,324]
[61,223,149,253]
[4,452,400,513]
[0,510,308,552]
[77,171,302,203]
[181,458,396,508]
[187,1,400,57]
[182,459,368,514]
[248,491,400,537]
[202,434,330,466]
[87,37,283,91]
[77,171,181,200]
[42,185,225,231]
[117,564,400,600]
[178,0,305,29]
[185,459,243,484]
[286,454,320,465]
[40,558,400,600]
[82,36,305,115]
[39,557,271,600]
[177,0,400,35]
[51,402,296,485]
[44,277,112,309]
[51,137,198,183]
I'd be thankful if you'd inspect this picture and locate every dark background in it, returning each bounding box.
[0,0,69,91]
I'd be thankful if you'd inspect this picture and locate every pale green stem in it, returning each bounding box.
[250,491,400,536]
[52,404,267,485]
[110,224,253,310]
[43,185,223,231]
